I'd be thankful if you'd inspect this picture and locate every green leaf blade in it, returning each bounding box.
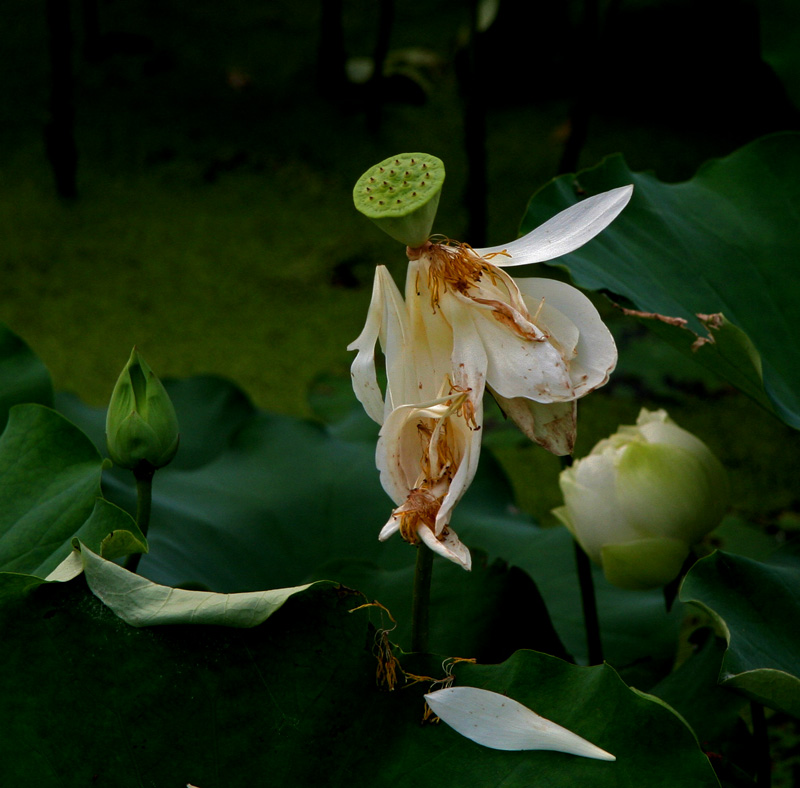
[521,133,800,428]
[680,544,800,716]
[1,581,720,787]
[0,405,103,575]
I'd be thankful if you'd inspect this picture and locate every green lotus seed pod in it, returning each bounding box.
[353,153,445,247]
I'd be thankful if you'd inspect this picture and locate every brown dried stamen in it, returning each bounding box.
[424,239,502,307]
[395,487,442,543]
[447,383,480,430]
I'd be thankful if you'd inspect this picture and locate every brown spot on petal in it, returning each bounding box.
[473,297,546,342]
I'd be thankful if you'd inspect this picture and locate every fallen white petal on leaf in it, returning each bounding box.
[424,686,615,761]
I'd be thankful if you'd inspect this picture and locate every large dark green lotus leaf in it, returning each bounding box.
[0,404,129,578]
[652,629,748,744]
[0,580,718,787]
[0,323,53,430]
[680,543,800,717]
[312,550,570,662]
[520,133,800,428]
[439,652,719,788]
[0,573,51,609]
[0,497,139,582]
[0,499,145,607]
[455,520,682,671]
[59,380,523,589]
[60,380,679,671]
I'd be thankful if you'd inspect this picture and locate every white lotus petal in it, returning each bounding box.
[490,389,576,456]
[376,403,431,504]
[516,277,617,396]
[433,396,483,535]
[417,526,472,570]
[404,259,457,402]
[425,687,615,761]
[377,395,459,505]
[475,185,633,266]
[557,455,641,562]
[447,292,488,400]
[378,514,400,541]
[378,270,415,417]
[348,266,407,424]
[462,299,574,402]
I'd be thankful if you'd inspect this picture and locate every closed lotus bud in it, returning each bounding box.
[105,348,179,471]
[553,408,728,590]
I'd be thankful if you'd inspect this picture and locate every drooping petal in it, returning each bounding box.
[417,525,472,570]
[375,384,481,570]
[433,396,483,536]
[424,686,615,761]
[404,259,457,403]
[490,388,576,455]
[376,396,456,505]
[347,265,409,424]
[378,513,400,541]
[516,277,617,396]
[379,509,472,570]
[474,185,633,267]
[453,292,575,402]
[447,290,489,401]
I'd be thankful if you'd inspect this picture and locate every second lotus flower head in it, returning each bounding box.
[350,153,633,568]
[554,408,729,590]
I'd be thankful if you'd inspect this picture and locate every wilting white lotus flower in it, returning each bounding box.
[425,686,615,761]
[400,185,632,455]
[349,266,482,569]
[349,186,633,566]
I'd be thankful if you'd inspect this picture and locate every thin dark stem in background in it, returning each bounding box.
[316,0,347,98]
[45,0,78,198]
[462,0,487,246]
[558,0,597,175]
[574,539,604,665]
[81,0,100,60]
[411,542,434,652]
[561,454,603,664]
[366,0,394,133]
[124,464,155,574]
[558,0,622,175]
[751,701,772,788]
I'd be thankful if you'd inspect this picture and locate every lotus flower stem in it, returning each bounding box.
[124,463,155,574]
[751,701,771,788]
[411,542,434,652]
[574,538,603,665]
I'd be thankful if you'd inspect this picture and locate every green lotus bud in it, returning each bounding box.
[352,152,445,247]
[553,409,728,590]
[105,348,179,471]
